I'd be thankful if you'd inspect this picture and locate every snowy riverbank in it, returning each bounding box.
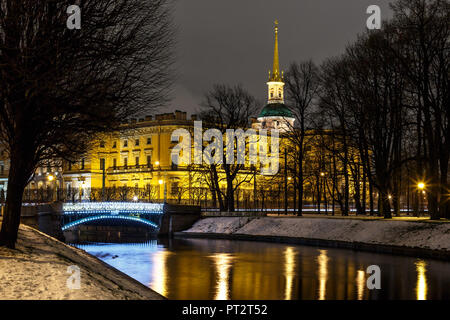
[182,216,450,257]
[0,224,163,300]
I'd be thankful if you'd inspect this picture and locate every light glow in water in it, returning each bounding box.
[211,253,234,300]
[284,247,296,300]
[356,270,366,300]
[317,249,329,300]
[415,260,428,300]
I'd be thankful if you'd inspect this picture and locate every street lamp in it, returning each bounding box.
[47,174,54,182]
[417,182,425,216]
[158,179,166,203]
[133,195,138,202]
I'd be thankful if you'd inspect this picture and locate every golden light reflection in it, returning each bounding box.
[151,250,170,297]
[415,260,428,300]
[211,253,233,300]
[356,270,365,300]
[284,247,296,300]
[317,249,329,300]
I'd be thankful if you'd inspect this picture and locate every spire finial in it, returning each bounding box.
[269,19,282,82]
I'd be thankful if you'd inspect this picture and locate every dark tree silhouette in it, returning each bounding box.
[0,0,174,247]
[284,61,321,216]
[200,84,259,212]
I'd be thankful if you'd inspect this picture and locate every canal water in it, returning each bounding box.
[72,237,450,300]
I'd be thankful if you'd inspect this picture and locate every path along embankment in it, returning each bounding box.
[0,223,164,299]
[177,216,450,261]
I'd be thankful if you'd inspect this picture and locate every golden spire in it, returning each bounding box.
[269,20,282,82]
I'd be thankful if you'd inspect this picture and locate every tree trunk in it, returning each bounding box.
[0,157,29,248]
[297,154,303,216]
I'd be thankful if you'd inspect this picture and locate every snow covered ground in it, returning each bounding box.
[185,217,450,251]
[0,224,163,300]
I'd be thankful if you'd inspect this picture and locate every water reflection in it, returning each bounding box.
[151,250,171,298]
[317,249,329,300]
[356,270,366,300]
[211,253,233,300]
[284,247,296,300]
[73,238,450,300]
[415,260,428,300]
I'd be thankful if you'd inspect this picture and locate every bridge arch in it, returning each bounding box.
[61,214,159,231]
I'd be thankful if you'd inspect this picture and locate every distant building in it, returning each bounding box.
[0,21,358,211]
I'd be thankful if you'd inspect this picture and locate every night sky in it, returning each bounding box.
[168,0,393,115]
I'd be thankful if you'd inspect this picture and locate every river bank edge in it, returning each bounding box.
[0,224,165,299]
[177,216,450,261]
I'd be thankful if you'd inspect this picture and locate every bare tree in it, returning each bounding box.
[0,0,174,247]
[200,84,259,212]
[389,0,449,219]
[284,60,321,216]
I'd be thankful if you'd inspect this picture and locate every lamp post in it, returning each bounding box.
[284,148,288,215]
[417,182,425,216]
[159,179,166,203]
[47,174,55,201]
[319,171,327,214]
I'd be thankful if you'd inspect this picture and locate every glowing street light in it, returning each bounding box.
[155,161,160,166]
[320,172,325,177]
[47,174,54,182]
[133,195,138,201]
[418,182,425,190]
[158,179,166,202]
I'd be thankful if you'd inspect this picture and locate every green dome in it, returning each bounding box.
[258,103,293,118]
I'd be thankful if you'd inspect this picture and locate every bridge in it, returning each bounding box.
[61,202,164,231]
